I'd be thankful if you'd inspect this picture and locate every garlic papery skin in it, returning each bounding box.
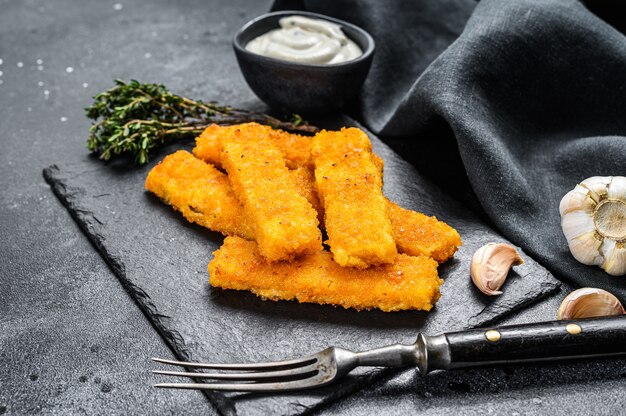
[560,176,626,276]
[470,243,524,296]
[557,287,625,320]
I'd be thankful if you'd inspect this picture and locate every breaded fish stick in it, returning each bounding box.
[386,202,461,263]
[194,123,313,169]
[221,126,322,261]
[209,237,443,312]
[145,150,253,239]
[312,128,397,268]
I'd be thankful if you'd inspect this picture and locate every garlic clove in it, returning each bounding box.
[470,243,524,296]
[561,210,596,241]
[560,176,626,276]
[557,287,625,320]
[559,185,596,216]
[607,176,626,200]
[602,239,626,276]
[567,231,604,265]
[580,176,611,202]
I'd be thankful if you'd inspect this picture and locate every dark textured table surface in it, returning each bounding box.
[1,1,624,415]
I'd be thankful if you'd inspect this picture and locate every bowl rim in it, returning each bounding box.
[233,10,375,69]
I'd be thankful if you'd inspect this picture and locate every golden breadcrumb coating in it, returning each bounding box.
[145,150,253,239]
[312,128,397,268]
[273,129,313,169]
[221,126,322,262]
[193,123,313,169]
[386,201,461,263]
[371,153,384,177]
[288,167,324,223]
[209,237,442,312]
[192,124,238,168]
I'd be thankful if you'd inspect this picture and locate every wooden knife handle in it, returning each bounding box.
[421,315,626,373]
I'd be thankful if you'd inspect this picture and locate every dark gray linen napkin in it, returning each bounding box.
[274,0,626,299]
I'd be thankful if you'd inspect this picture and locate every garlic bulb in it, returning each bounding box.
[557,287,625,320]
[560,176,626,276]
[470,243,524,296]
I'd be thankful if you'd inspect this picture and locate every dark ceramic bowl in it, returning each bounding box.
[233,11,375,114]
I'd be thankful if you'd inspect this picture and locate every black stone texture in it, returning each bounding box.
[42,115,558,415]
[2,0,626,415]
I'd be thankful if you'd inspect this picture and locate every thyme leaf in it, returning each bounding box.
[85,79,318,165]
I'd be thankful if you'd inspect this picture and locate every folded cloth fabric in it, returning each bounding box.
[273,0,626,299]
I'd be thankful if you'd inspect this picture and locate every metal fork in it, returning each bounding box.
[153,315,626,392]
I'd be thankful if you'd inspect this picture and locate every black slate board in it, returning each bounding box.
[43,117,559,416]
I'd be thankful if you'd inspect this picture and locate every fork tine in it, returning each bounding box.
[154,377,329,392]
[151,356,316,371]
[151,356,317,371]
[152,363,318,380]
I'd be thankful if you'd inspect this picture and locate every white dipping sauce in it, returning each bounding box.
[245,16,363,65]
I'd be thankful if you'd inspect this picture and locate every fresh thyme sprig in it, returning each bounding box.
[86,79,318,165]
